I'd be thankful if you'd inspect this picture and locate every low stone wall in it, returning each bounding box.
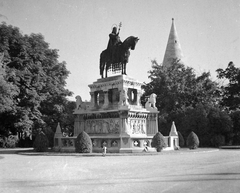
[54,135,179,153]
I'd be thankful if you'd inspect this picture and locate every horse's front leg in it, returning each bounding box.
[105,65,107,78]
[121,63,124,75]
[105,62,109,78]
[124,63,127,75]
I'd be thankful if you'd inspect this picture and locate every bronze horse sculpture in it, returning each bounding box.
[100,36,139,78]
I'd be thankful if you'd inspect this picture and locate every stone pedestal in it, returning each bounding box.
[73,75,159,153]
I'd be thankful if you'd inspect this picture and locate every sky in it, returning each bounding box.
[0,0,239,101]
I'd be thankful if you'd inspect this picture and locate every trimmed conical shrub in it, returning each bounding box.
[187,131,199,149]
[151,132,166,152]
[33,131,49,152]
[178,131,185,147]
[75,131,92,153]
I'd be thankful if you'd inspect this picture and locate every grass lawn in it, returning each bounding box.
[0,148,240,193]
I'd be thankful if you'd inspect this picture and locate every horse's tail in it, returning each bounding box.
[100,50,106,76]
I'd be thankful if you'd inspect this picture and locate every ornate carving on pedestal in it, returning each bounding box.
[85,119,120,134]
[111,140,118,147]
[129,119,146,134]
[83,112,119,119]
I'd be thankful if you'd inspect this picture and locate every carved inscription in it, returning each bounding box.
[85,119,120,134]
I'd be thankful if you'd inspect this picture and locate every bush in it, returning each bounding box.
[33,131,49,152]
[232,133,240,145]
[187,131,199,149]
[0,135,19,148]
[151,132,166,152]
[75,131,92,153]
[211,134,225,147]
[178,131,185,147]
[43,126,54,147]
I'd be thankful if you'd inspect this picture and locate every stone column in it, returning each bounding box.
[119,110,129,136]
[90,91,95,109]
[73,114,85,136]
[102,90,109,109]
[147,113,158,135]
[137,90,142,107]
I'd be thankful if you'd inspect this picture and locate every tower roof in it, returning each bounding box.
[169,121,178,136]
[162,18,183,68]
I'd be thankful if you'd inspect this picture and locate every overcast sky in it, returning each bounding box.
[1,0,239,101]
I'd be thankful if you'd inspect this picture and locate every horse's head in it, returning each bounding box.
[131,37,139,50]
[123,36,139,50]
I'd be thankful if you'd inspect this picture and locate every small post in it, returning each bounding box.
[102,145,107,157]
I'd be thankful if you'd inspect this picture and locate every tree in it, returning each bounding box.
[211,134,225,147]
[207,107,232,141]
[0,23,72,143]
[0,64,18,114]
[187,131,199,149]
[151,132,166,152]
[216,62,240,110]
[180,104,211,147]
[33,130,49,152]
[142,60,219,146]
[142,60,218,114]
[178,131,185,147]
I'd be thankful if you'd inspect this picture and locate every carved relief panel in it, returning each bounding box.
[85,119,120,134]
[128,118,146,134]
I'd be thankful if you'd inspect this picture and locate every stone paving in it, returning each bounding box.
[0,148,240,193]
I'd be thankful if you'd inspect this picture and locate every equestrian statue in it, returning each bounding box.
[100,23,139,78]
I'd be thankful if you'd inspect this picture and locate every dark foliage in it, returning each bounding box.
[0,23,73,146]
[230,110,240,134]
[187,131,199,149]
[178,131,185,147]
[75,131,92,153]
[151,132,166,152]
[142,60,218,114]
[142,60,220,147]
[33,131,49,152]
[207,108,232,143]
[217,62,240,110]
[211,134,225,147]
[232,134,240,145]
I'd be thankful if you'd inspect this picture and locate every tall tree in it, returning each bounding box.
[142,60,220,146]
[216,61,240,110]
[0,23,72,141]
[142,60,218,114]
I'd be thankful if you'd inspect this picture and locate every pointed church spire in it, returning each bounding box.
[169,121,178,136]
[162,18,184,68]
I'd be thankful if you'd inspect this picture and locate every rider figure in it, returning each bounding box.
[107,26,121,63]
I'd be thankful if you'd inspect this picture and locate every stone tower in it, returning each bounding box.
[162,18,184,68]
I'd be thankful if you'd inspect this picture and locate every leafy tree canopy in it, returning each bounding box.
[0,22,73,139]
[142,59,218,114]
[217,61,240,110]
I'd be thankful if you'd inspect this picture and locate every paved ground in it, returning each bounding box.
[0,148,240,193]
